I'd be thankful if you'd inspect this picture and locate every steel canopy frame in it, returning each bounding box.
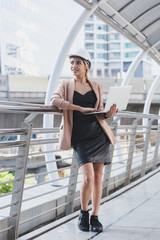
[74,0,160,65]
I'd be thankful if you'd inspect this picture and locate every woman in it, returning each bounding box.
[50,48,118,232]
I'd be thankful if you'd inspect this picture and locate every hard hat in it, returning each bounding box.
[68,48,91,69]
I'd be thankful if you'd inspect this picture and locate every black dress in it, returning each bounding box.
[71,90,111,167]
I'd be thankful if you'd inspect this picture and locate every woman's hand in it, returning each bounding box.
[68,103,97,113]
[79,107,97,113]
[105,104,118,118]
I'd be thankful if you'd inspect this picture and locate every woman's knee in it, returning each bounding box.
[80,163,94,187]
[83,175,94,187]
[94,172,103,184]
[93,163,104,184]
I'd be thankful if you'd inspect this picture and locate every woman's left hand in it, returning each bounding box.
[105,104,118,118]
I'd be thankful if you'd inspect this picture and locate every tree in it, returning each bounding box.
[0,171,14,194]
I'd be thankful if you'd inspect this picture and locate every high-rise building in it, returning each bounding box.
[84,15,152,78]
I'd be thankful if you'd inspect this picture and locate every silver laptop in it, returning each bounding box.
[86,85,132,114]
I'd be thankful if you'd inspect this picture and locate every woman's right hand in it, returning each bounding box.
[68,103,97,113]
[79,107,97,113]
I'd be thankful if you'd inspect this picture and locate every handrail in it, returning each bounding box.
[0,100,160,119]
[0,101,62,114]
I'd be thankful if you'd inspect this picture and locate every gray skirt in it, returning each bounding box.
[73,131,111,167]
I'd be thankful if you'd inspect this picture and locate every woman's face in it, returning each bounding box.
[70,57,88,77]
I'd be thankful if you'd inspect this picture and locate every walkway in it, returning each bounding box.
[18,169,160,240]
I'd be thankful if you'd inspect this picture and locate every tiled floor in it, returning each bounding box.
[33,171,160,240]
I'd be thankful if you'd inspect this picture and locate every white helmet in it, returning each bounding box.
[68,48,91,69]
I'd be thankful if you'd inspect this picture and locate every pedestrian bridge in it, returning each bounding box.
[1,0,160,239]
[0,101,160,240]
[18,169,160,240]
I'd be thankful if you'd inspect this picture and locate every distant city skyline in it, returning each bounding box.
[0,0,159,78]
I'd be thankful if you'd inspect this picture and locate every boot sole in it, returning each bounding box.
[90,226,103,232]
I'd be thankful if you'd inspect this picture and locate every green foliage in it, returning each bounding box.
[0,171,14,194]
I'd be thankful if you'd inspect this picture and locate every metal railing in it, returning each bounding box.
[0,75,9,99]
[0,101,160,240]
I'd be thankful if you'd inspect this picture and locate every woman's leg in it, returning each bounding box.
[78,163,94,231]
[90,163,104,232]
[78,162,104,232]
[80,163,94,211]
[92,163,104,216]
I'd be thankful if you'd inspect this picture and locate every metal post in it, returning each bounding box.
[36,167,46,184]
[125,118,139,185]
[6,74,10,99]
[8,122,32,240]
[103,117,119,196]
[65,151,79,215]
[152,124,160,170]
[140,119,153,177]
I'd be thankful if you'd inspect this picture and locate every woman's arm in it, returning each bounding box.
[104,104,118,118]
[96,83,107,120]
[51,80,96,113]
[68,103,96,113]
[50,80,70,110]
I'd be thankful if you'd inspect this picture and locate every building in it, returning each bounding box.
[84,15,152,78]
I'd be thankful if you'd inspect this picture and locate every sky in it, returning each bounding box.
[44,0,84,77]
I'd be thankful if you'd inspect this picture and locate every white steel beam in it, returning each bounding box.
[142,41,160,125]
[143,72,160,126]
[103,2,146,41]
[121,39,160,87]
[121,49,145,86]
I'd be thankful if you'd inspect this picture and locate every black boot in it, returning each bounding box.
[78,209,89,231]
[90,215,103,232]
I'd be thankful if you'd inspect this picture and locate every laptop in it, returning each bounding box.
[86,85,132,114]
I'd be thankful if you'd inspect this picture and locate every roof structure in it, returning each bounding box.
[74,0,160,65]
